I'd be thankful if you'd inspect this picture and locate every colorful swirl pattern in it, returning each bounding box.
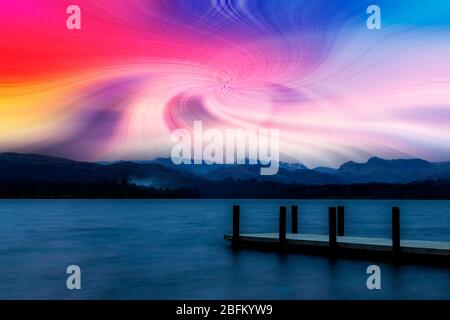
[0,0,450,167]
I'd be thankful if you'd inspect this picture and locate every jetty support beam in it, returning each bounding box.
[328,207,337,248]
[233,205,240,241]
[291,205,298,234]
[279,206,287,243]
[337,206,345,236]
[392,206,400,254]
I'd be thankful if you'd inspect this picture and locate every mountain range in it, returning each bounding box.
[1,153,450,187]
[2,152,450,199]
[142,156,450,185]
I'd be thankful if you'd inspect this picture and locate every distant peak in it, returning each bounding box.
[367,156,385,163]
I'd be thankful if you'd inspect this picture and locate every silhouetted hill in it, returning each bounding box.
[145,156,450,184]
[335,157,449,183]
[143,158,340,184]
[3,153,450,186]
[313,167,338,175]
[204,165,343,184]
[1,153,450,198]
[0,153,110,182]
[0,153,204,188]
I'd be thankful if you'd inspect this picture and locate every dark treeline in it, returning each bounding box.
[0,180,199,199]
[1,178,450,199]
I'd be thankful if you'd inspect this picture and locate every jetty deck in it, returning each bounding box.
[224,233,450,257]
[224,205,450,264]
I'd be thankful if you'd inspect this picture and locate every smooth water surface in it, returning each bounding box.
[0,199,448,299]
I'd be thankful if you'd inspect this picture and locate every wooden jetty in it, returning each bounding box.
[225,205,450,265]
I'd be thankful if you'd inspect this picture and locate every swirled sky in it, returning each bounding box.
[0,0,450,167]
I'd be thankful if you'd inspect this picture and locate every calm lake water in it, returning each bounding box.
[0,199,448,299]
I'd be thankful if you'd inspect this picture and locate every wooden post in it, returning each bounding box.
[233,205,240,240]
[328,207,337,248]
[392,206,400,254]
[337,206,345,236]
[279,206,287,242]
[291,205,298,234]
